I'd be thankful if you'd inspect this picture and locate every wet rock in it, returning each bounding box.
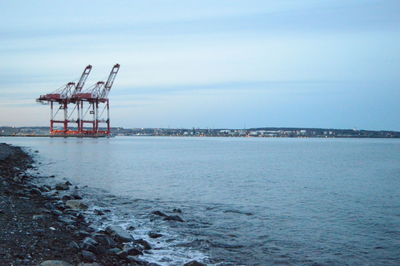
[74,230,91,239]
[30,187,42,195]
[105,225,133,242]
[107,247,122,255]
[81,250,97,263]
[81,238,98,254]
[66,224,77,232]
[65,200,88,210]
[93,209,104,216]
[152,210,167,217]
[93,233,117,248]
[55,182,70,190]
[77,263,101,266]
[39,260,73,266]
[173,208,182,213]
[32,214,45,221]
[127,256,149,265]
[58,216,75,225]
[127,225,136,231]
[40,185,51,192]
[184,261,207,266]
[116,250,128,259]
[164,215,184,222]
[68,241,80,251]
[51,210,63,216]
[62,195,73,201]
[124,246,143,256]
[148,232,162,238]
[135,239,152,250]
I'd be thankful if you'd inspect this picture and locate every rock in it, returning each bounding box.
[74,230,91,239]
[152,210,167,217]
[135,239,152,250]
[184,261,207,266]
[116,250,128,259]
[124,246,143,256]
[32,214,45,221]
[106,247,121,255]
[66,224,77,231]
[39,260,73,266]
[81,250,97,263]
[172,208,182,213]
[65,200,88,210]
[77,263,101,266]
[127,225,135,231]
[55,183,70,190]
[58,216,75,225]
[83,237,98,246]
[148,232,162,238]
[68,241,80,251]
[62,195,73,201]
[40,185,51,192]
[93,209,104,216]
[93,234,117,248]
[127,256,149,265]
[105,225,133,242]
[164,215,184,222]
[51,210,63,216]
[30,188,42,195]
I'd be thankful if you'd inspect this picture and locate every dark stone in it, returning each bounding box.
[172,208,182,213]
[57,216,75,225]
[81,250,96,263]
[116,250,128,259]
[66,224,77,231]
[62,195,73,201]
[30,188,42,195]
[74,230,91,239]
[127,256,149,265]
[135,239,152,250]
[82,237,98,247]
[51,210,63,216]
[151,210,167,217]
[183,261,207,266]
[93,234,117,248]
[148,232,162,238]
[125,247,143,256]
[68,241,80,251]
[93,209,104,216]
[164,215,184,222]
[55,183,69,190]
[127,225,135,231]
[106,248,121,255]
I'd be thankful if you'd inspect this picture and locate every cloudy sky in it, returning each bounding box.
[1,0,399,130]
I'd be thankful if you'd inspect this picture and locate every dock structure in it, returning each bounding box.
[36,64,120,137]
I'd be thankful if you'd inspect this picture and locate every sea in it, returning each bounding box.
[2,136,400,265]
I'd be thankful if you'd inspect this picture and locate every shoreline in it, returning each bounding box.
[0,143,205,266]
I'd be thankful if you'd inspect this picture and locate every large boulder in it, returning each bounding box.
[105,225,134,242]
[65,200,88,210]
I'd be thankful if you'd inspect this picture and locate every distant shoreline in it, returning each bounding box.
[1,134,399,139]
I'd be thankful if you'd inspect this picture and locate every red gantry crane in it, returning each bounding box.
[37,64,119,136]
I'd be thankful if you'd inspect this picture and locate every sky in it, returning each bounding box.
[0,0,399,130]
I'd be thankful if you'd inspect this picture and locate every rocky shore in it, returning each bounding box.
[0,143,206,266]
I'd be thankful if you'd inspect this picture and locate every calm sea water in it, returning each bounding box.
[2,136,400,265]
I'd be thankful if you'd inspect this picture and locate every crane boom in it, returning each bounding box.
[73,65,92,95]
[100,64,120,98]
